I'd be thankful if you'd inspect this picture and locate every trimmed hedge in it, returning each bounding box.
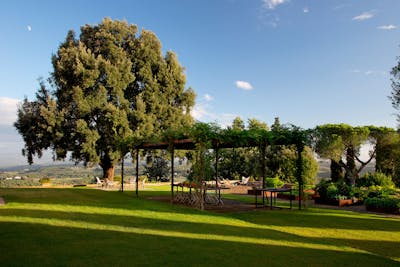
[365,197,400,214]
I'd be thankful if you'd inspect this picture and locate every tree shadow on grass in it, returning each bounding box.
[232,209,400,231]
[1,208,399,263]
[0,221,398,267]
[1,188,399,232]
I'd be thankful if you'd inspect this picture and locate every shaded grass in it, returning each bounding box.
[0,187,399,266]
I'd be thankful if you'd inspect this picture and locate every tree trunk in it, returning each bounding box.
[330,159,344,182]
[100,154,116,181]
[103,165,115,180]
[344,146,356,186]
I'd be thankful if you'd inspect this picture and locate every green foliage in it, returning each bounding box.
[218,148,249,180]
[145,156,170,182]
[247,118,268,131]
[39,178,51,184]
[0,179,41,188]
[264,177,284,188]
[113,175,122,183]
[358,172,395,188]
[326,183,338,199]
[314,180,329,199]
[315,180,352,200]
[365,197,400,213]
[367,186,397,198]
[14,18,195,180]
[231,117,245,131]
[390,52,400,121]
[352,187,369,202]
[265,145,318,185]
[313,124,374,186]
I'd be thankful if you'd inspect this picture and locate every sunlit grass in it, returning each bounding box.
[0,187,399,266]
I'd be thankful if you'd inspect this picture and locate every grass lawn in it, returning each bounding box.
[0,187,399,266]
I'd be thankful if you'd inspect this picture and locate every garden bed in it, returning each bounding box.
[366,206,400,215]
[314,197,354,207]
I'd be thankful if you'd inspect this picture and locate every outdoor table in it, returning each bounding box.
[173,183,227,205]
[254,187,292,209]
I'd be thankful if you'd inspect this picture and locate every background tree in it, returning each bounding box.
[231,116,245,131]
[313,124,374,186]
[247,118,268,131]
[15,18,195,180]
[265,120,318,184]
[390,52,400,122]
[145,156,169,182]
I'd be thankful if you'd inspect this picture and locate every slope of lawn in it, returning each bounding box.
[0,187,399,266]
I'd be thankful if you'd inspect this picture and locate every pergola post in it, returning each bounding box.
[121,156,124,192]
[171,147,175,203]
[261,143,266,189]
[136,148,139,197]
[296,143,304,210]
[215,147,219,189]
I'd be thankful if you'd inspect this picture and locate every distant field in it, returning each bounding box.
[0,187,399,266]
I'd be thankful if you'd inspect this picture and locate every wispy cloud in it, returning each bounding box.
[235,80,253,90]
[349,69,387,76]
[0,97,20,126]
[333,4,351,11]
[262,0,288,10]
[377,24,397,30]
[190,102,238,128]
[204,93,214,102]
[303,7,309,13]
[352,11,374,21]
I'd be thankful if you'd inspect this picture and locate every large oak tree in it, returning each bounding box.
[15,18,195,180]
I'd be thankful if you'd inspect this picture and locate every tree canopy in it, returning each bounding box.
[15,18,195,179]
[390,52,400,123]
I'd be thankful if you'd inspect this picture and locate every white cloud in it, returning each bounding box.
[191,103,209,121]
[235,80,253,90]
[333,4,351,11]
[350,69,361,73]
[0,97,20,126]
[262,0,288,10]
[352,12,374,21]
[190,102,238,128]
[27,25,32,31]
[350,69,386,76]
[204,94,214,102]
[377,24,397,30]
[365,70,387,76]
[303,7,309,13]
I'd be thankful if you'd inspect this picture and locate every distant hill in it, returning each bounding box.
[317,159,375,180]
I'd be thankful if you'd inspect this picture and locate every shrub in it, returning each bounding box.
[336,181,351,197]
[365,197,400,213]
[0,179,41,188]
[358,172,394,188]
[315,179,330,199]
[265,177,284,188]
[352,187,369,202]
[326,183,338,199]
[315,180,353,200]
[39,178,51,185]
[114,176,122,183]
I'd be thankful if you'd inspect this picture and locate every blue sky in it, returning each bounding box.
[0,0,399,167]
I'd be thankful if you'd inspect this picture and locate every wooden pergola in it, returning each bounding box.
[121,127,307,209]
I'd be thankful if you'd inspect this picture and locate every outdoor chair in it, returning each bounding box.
[104,178,116,188]
[95,177,104,187]
[239,176,250,185]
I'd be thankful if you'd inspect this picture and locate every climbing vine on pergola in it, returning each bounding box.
[125,122,309,209]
